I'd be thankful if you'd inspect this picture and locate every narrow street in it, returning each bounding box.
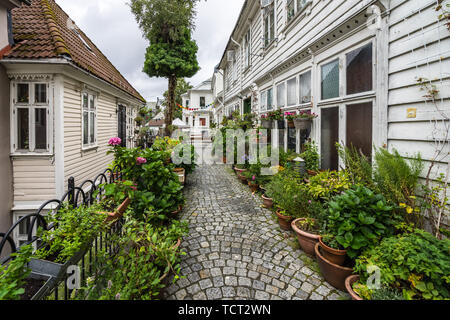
[163,143,349,300]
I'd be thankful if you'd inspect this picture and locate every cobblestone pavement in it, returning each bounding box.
[163,160,350,300]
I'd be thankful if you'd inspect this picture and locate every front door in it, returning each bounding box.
[200,118,206,127]
[118,105,127,147]
[244,98,251,114]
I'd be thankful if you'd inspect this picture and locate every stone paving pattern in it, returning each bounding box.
[162,163,350,300]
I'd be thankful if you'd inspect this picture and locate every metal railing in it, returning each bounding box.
[0,165,123,300]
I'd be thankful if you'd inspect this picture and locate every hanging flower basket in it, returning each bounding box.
[261,119,273,129]
[293,118,312,131]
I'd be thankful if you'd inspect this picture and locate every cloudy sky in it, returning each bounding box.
[56,0,244,102]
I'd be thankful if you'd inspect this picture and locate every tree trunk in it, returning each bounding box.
[165,75,177,136]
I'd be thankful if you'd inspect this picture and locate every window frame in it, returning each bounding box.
[299,70,312,105]
[286,77,298,107]
[81,91,98,150]
[263,4,276,49]
[11,81,52,155]
[244,29,252,70]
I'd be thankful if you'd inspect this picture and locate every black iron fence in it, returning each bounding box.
[0,165,123,300]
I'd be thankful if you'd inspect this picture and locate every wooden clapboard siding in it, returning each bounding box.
[63,78,117,189]
[12,158,56,202]
[387,0,450,180]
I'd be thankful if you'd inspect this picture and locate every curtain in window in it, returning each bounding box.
[299,71,311,103]
[346,43,373,95]
[321,59,339,100]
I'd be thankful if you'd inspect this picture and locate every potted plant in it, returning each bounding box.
[306,170,351,202]
[318,234,347,266]
[293,110,318,131]
[284,112,297,128]
[299,141,320,175]
[315,242,353,291]
[260,114,272,129]
[269,110,285,129]
[351,229,450,300]
[291,217,321,256]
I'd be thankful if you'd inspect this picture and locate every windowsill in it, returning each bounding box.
[282,2,313,35]
[81,145,99,153]
[10,152,54,158]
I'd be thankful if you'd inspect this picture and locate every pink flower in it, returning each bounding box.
[252,175,256,181]
[136,157,147,165]
[108,137,122,146]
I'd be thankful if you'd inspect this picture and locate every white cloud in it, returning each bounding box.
[56,0,244,102]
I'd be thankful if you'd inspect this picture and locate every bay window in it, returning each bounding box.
[12,82,50,153]
[82,92,97,148]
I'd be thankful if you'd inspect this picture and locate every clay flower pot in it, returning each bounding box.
[345,275,363,301]
[100,197,131,222]
[291,218,320,256]
[275,210,294,231]
[234,167,247,174]
[315,242,353,291]
[287,120,295,128]
[222,156,227,164]
[261,194,273,208]
[237,174,248,184]
[307,169,319,176]
[318,236,347,266]
[248,181,259,193]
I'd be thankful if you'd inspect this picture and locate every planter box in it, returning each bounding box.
[24,272,56,300]
[293,119,312,131]
[261,119,273,129]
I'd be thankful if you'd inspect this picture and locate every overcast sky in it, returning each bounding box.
[56,0,244,102]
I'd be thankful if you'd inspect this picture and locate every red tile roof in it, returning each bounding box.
[3,0,145,102]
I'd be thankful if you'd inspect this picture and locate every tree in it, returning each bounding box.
[130,0,201,135]
[163,79,193,120]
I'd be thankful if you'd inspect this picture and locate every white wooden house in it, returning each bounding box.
[0,0,145,246]
[217,0,449,181]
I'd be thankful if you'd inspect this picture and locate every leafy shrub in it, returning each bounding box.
[354,229,450,300]
[307,170,351,201]
[300,141,320,172]
[36,205,108,263]
[96,180,135,211]
[325,185,397,258]
[83,214,188,300]
[0,245,33,300]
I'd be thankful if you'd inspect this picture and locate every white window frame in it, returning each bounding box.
[260,91,267,112]
[286,0,312,25]
[81,91,97,150]
[267,88,274,110]
[244,29,251,69]
[286,77,297,106]
[276,82,286,108]
[299,69,312,105]
[11,81,52,155]
[263,4,276,48]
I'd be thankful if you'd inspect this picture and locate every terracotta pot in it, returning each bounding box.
[319,236,347,266]
[315,242,353,291]
[291,218,320,256]
[237,174,247,184]
[275,210,293,231]
[223,156,227,164]
[234,167,247,174]
[248,181,259,193]
[261,194,273,208]
[293,118,312,131]
[345,275,363,301]
[287,120,295,128]
[307,169,319,176]
[100,197,130,222]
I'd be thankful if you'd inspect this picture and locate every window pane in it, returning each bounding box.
[287,126,296,151]
[17,84,29,104]
[321,107,339,171]
[267,89,273,110]
[18,216,30,236]
[300,71,311,103]
[346,43,373,95]
[321,59,340,100]
[260,92,267,111]
[35,84,47,104]
[90,112,95,144]
[287,78,297,106]
[279,129,285,150]
[287,0,295,22]
[35,108,47,150]
[17,108,29,150]
[83,111,89,145]
[276,83,285,107]
[200,97,205,107]
[346,102,373,161]
[89,95,95,110]
[82,93,88,110]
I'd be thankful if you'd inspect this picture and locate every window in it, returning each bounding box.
[287,0,312,23]
[267,88,273,110]
[299,71,312,104]
[346,43,373,95]
[321,107,339,171]
[186,100,190,107]
[263,4,275,48]
[13,82,49,152]
[287,78,297,106]
[82,92,96,147]
[244,29,251,69]
[346,103,373,161]
[321,59,340,100]
[260,91,267,111]
[287,126,296,151]
[276,83,285,108]
[200,97,206,107]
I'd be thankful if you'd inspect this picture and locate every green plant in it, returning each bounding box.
[300,141,319,172]
[82,214,188,300]
[96,180,135,211]
[35,205,108,263]
[325,185,397,259]
[337,144,375,188]
[0,245,33,300]
[306,170,351,201]
[354,229,450,300]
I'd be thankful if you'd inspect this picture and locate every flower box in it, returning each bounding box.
[261,119,273,129]
[23,272,56,300]
[293,118,312,131]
